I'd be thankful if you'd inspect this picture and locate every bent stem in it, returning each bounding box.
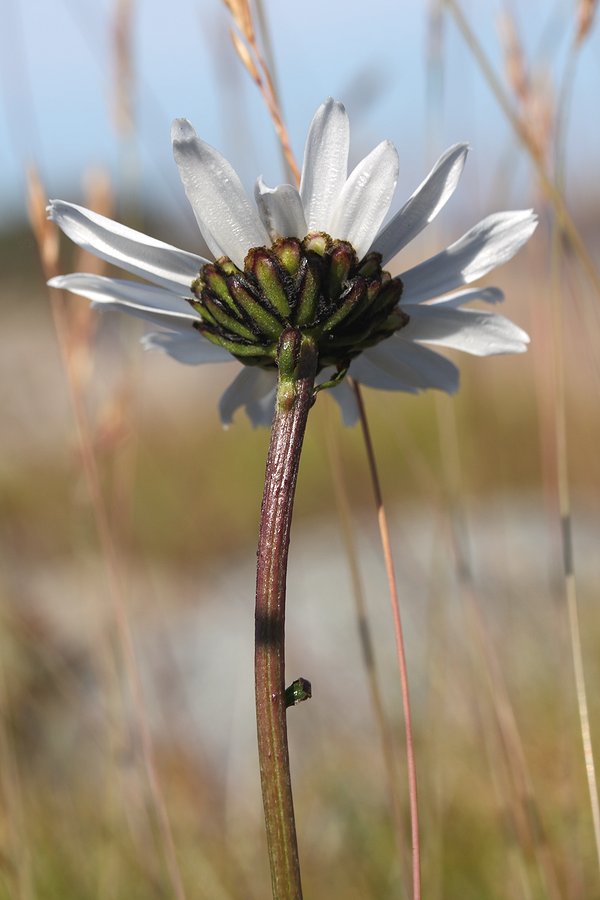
[255,329,318,900]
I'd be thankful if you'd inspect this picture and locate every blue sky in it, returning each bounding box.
[1,0,598,230]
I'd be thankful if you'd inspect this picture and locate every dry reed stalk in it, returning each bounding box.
[112,0,135,138]
[223,0,254,42]
[422,10,561,886]
[549,216,600,880]
[61,170,113,397]
[378,371,564,893]
[575,0,598,44]
[322,411,411,896]
[444,0,600,300]
[497,11,528,104]
[28,168,188,900]
[440,2,600,884]
[502,4,600,881]
[77,170,114,271]
[76,171,130,455]
[497,11,554,167]
[221,0,300,184]
[352,381,422,900]
[432,390,563,897]
[467,594,564,899]
[0,654,34,900]
[111,0,142,218]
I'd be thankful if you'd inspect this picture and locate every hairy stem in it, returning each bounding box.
[255,329,318,900]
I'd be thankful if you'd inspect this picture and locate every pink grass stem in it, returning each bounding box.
[353,381,421,900]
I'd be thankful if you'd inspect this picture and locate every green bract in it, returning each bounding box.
[190,233,408,378]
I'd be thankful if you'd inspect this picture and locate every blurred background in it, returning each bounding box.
[1,0,600,897]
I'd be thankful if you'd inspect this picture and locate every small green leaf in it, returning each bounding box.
[285,677,312,708]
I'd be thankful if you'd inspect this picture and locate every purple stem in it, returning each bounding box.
[255,329,318,900]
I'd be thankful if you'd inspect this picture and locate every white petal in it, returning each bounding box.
[48,200,205,293]
[400,210,538,304]
[428,286,504,307]
[218,367,277,427]
[91,301,195,331]
[352,340,459,393]
[328,140,399,259]
[171,118,269,269]
[327,379,359,426]
[350,354,420,392]
[299,98,350,232]
[399,306,529,356]
[372,143,469,266]
[142,329,231,364]
[48,273,201,321]
[254,177,307,241]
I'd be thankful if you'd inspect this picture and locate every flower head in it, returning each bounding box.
[48,98,536,426]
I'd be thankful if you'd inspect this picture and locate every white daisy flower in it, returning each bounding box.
[48,98,537,427]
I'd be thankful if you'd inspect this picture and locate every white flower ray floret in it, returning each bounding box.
[254,178,308,242]
[299,98,350,232]
[398,305,529,356]
[48,98,537,426]
[219,367,278,428]
[328,139,399,259]
[48,200,206,293]
[354,340,460,394]
[372,143,469,266]
[401,210,537,304]
[48,273,202,321]
[143,328,232,364]
[171,118,269,268]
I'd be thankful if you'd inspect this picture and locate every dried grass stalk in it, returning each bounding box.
[576,0,598,44]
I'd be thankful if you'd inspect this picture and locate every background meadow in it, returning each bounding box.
[1,1,600,897]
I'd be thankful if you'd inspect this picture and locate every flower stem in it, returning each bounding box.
[255,329,317,900]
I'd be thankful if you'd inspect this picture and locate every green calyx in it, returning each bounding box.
[190,233,408,380]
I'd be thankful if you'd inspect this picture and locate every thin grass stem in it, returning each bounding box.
[322,413,410,891]
[550,224,600,876]
[435,392,563,899]
[352,381,421,900]
[443,0,600,876]
[552,27,600,876]
[0,653,34,900]
[443,0,600,301]
[29,175,187,900]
